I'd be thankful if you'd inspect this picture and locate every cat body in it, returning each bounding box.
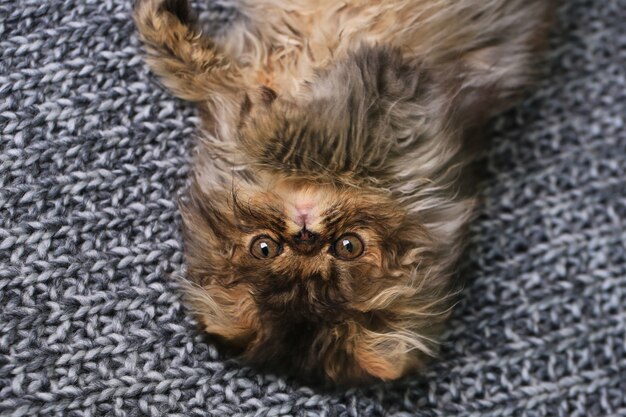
[135,0,551,384]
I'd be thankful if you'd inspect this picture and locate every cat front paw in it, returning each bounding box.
[134,0,195,27]
[160,0,195,24]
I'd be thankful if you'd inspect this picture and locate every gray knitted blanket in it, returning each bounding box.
[1,0,625,416]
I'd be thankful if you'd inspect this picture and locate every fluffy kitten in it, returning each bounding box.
[134,0,552,384]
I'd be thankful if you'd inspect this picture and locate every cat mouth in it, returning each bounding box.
[293,200,316,228]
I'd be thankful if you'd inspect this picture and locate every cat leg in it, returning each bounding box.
[398,0,554,121]
[134,0,243,103]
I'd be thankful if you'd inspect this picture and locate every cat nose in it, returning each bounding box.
[291,229,320,254]
[293,229,318,244]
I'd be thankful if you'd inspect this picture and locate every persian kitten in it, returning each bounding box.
[134,0,551,384]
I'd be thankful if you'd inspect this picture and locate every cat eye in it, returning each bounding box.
[250,236,282,259]
[332,234,364,260]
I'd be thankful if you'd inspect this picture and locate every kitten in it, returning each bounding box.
[134,0,552,384]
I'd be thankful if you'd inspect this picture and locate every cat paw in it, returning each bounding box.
[134,0,195,26]
[160,0,195,24]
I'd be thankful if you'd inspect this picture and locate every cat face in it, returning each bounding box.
[181,177,458,384]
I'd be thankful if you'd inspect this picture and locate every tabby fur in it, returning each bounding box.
[134,0,552,384]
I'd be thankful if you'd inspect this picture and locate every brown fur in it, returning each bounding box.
[134,0,553,384]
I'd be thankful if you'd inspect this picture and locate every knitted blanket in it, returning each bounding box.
[1,0,625,416]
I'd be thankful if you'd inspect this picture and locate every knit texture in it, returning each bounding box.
[1,0,625,416]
